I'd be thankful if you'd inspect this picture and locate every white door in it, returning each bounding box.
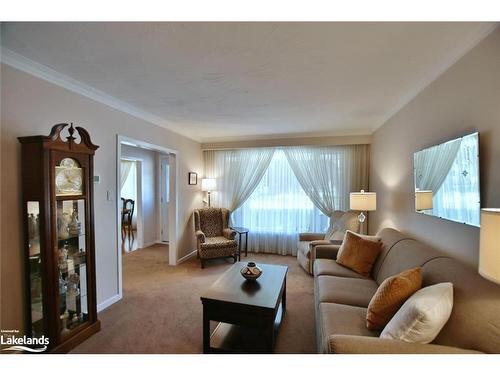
[160,156,170,242]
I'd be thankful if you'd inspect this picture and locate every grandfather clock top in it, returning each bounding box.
[18,123,99,154]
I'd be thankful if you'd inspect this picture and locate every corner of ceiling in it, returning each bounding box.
[372,22,499,135]
[0,47,203,143]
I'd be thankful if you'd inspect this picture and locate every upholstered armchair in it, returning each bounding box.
[297,210,360,275]
[194,208,238,268]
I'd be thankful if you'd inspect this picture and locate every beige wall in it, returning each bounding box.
[1,64,203,331]
[370,27,500,266]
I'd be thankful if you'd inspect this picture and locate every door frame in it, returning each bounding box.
[116,135,179,300]
[158,154,170,243]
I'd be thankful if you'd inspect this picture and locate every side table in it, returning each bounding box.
[230,227,249,261]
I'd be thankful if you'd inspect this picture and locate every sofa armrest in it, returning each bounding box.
[314,244,341,260]
[327,335,482,354]
[195,230,206,244]
[223,228,237,240]
[299,232,325,241]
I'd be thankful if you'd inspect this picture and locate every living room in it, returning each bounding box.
[1,1,500,373]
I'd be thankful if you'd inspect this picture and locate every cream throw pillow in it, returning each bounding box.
[380,282,453,344]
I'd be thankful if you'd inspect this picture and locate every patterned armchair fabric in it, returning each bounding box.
[194,208,237,268]
[297,210,360,275]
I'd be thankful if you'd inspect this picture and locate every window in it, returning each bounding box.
[232,150,328,254]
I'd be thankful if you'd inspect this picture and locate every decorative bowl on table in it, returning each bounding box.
[240,262,262,281]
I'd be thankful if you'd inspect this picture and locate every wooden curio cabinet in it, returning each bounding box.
[18,123,101,353]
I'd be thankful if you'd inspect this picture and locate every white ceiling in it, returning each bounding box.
[1,22,496,142]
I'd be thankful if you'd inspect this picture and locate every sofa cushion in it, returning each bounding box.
[314,259,369,279]
[336,231,382,277]
[372,228,413,278]
[317,275,378,307]
[319,302,378,352]
[366,267,422,330]
[374,236,442,285]
[381,283,453,344]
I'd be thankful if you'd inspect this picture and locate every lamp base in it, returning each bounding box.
[358,211,366,223]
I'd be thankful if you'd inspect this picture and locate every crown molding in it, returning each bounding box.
[376,23,499,130]
[0,48,201,142]
[2,23,497,145]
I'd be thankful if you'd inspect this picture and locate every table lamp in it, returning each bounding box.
[415,190,433,212]
[350,190,377,233]
[479,209,500,284]
[201,178,216,208]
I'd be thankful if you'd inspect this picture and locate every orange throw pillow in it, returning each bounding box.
[336,231,382,277]
[366,267,423,330]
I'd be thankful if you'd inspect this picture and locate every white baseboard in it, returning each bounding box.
[177,249,197,264]
[97,293,122,312]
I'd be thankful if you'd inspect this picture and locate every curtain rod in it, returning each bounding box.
[202,144,370,151]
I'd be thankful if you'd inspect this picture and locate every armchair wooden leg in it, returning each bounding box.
[200,259,205,269]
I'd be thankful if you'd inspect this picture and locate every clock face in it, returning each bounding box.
[55,158,83,196]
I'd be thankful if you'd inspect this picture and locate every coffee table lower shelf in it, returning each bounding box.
[208,303,284,353]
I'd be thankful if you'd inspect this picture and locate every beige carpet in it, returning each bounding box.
[72,245,316,353]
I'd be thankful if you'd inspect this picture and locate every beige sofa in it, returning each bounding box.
[298,210,359,274]
[314,228,500,354]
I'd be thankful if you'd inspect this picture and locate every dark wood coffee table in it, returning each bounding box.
[200,262,288,353]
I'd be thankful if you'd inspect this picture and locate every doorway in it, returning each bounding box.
[120,158,142,252]
[116,135,179,303]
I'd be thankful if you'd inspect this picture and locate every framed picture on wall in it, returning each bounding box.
[188,172,198,185]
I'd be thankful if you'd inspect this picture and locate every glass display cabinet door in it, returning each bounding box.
[56,198,89,337]
[27,201,44,337]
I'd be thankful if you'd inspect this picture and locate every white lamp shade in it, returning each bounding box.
[350,191,377,211]
[201,178,216,192]
[415,190,433,211]
[479,209,500,284]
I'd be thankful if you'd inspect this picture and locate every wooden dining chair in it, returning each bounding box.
[121,198,135,242]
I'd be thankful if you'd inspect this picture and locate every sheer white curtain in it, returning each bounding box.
[203,148,275,211]
[284,145,370,214]
[232,150,329,255]
[204,145,370,255]
[414,138,462,193]
[432,134,480,226]
[120,160,134,190]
